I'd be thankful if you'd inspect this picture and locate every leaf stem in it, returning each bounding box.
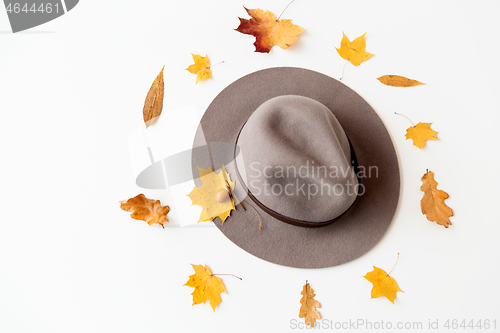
[242,199,262,230]
[387,253,400,276]
[277,0,296,21]
[212,273,242,280]
[340,60,349,80]
[209,61,225,69]
[394,112,415,127]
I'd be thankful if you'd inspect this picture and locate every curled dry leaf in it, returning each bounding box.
[377,75,425,87]
[188,165,235,223]
[420,170,453,228]
[235,7,305,53]
[364,267,403,304]
[336,32,373,66]
[299,282,321,328]
[143,67,165,128]
[184,264,227,312]
[405,122,439,149]
[186,54,212,83]
[120,194,170,228]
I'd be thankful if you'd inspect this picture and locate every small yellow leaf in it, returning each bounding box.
[299,282,321,327]
[186,54,212,83]
[378,75,425,87]
[188,165,235,223]
[184,264,227,311]
[120,194,170,228]
[405,122,439,149]
[364,267,403,304]
[420,170,454,228]
[143,67,165,128]
[336,32,373,66]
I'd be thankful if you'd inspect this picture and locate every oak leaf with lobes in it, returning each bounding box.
[235,7,305,53]
[188,165,235,223]
[143,67,164,128]
[336,32,373,66]
[299,282,321,328]
[184,264,227,311]
[120,194,169,228]
[420,170,453,228]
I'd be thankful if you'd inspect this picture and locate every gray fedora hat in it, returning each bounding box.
[191,67,399,268]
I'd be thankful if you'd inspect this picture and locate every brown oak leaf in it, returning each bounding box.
[420,170,453,228]
[120,194,169,228]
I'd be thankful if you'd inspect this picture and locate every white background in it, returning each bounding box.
[1,1,500,332]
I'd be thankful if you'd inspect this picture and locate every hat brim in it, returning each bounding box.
[192,67,400,268]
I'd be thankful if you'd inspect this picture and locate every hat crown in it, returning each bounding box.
[236,95,358,224]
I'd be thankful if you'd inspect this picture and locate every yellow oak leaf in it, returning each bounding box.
[336,32,373,66]
[377,75,425,87]
[184,264,227,311]
[235,7,305,53]
[143,67,164,128]
[120,194,169,228]
[420,170,454,228]
[186,54,212,83]
[188,165,235,223]
[405,122,439,149]
[299,282,321,328]
[364,267,403,304]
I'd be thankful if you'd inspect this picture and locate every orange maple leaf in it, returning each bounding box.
[184,264,227,311]
[336,32,373,66]
[298,282,321,327]
[364,266,403,304]
[420,170,453,228]
[120,194,170,228]
[235,7,305,53]
[405,122,439,149]
[186,54,212,83]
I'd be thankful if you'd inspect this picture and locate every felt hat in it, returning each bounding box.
[191,67,399,268]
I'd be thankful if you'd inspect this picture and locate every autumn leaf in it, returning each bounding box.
[421,170,453,228]
[364,267,403,304]
[405,122,439,149]
[299,282,321,328]
[184,264,227,311]
[186,54,212,83]
[235,7,305,53]
[336,32,373,66]
[143,67,164,128]
[188,165,235,223]
[378,75,425,87]
[120,194,170,228]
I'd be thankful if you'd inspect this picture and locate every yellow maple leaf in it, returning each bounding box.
[336,32,373,66]
[421,170,453,228]
[186,54,212,83]
[364,266,403,304]
[184,264,227,311]
[120,194,170,228]
[235,7,305,53]
[405,122,439,149]
[377,75,425,87]
[299,282,321,327]
[188,165,235,223]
